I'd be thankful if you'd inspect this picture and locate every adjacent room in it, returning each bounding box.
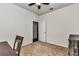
[0,3,79,56]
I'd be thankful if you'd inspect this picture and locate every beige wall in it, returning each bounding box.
[0,3,38,47]
[39,4,79,47]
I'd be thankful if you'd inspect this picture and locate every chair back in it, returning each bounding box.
[13,35,24,56]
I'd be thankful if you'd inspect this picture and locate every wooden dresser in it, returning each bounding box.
[68,34,79,56]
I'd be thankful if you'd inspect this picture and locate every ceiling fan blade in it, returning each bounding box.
[42,3,49,5]
[29,3,35,6]
[38,5,41,9]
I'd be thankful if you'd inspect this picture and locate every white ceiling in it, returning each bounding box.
[14,3,73,15]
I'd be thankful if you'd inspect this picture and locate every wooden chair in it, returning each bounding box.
[13,35,24,56]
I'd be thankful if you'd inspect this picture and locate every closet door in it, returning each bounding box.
[39,19,47,42]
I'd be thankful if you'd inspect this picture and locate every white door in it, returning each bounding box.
[39,19,47,42]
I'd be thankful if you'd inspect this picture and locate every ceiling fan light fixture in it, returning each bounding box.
[50,8,53,10]
[28,3,50,10]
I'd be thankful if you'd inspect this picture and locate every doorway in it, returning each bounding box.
[33,21,39,42]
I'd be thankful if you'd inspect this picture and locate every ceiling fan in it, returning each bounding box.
[28,3,49,9]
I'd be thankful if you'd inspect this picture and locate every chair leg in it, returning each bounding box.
[68,40,72,56]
